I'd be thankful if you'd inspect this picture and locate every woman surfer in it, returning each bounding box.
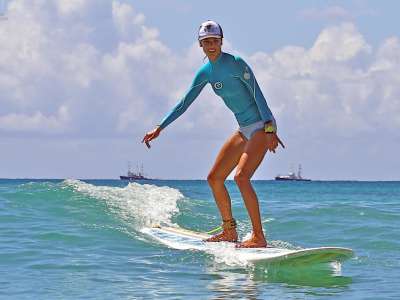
[142,20,284,248]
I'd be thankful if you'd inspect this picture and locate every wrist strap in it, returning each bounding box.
[264,124,276,133]
[222,218,237,230]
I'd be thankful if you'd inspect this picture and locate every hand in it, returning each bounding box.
[142,126,161,149]
[265,133,285,153]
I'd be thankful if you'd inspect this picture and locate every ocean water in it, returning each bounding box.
[0,179,399,299]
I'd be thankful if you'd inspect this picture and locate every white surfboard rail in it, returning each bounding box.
[142,226,354,264]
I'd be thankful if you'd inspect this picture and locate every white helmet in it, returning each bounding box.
[198,20,223,41]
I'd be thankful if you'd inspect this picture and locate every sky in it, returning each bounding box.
[0,0,399,180]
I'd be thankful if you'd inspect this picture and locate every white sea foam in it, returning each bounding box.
[203,244,299,267]
[330,261,342,276]
[262,218,275,223]
[62,179,183,228]
[191,237,301,267]
[203,239,301,267]
[204,243,251,267]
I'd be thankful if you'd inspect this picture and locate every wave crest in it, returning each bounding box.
[62,179,183,228]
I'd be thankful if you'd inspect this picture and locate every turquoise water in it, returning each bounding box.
[1,179,399,299]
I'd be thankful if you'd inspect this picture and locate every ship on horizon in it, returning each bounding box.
[275,164,311,181]
[120,163,151,181]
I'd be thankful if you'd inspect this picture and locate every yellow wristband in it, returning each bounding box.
[264,124,276,133]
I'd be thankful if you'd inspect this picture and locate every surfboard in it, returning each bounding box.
[141,226,354,264]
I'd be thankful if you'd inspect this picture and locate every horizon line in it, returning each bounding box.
[1,178,399,182]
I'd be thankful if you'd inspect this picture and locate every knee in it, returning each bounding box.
[207,172,225,186]
[234,170,250,185]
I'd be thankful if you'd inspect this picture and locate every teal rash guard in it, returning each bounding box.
[159,52,275,129]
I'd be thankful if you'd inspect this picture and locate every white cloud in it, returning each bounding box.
[62,43,101,88]
[299,6,352,21]
[0,105,70,133]
[56,0,88,16]
[112,1,145,38]
[310,23,371,61]
[299,5,378,21]
[248,23,399,137]
[0,0,181,136]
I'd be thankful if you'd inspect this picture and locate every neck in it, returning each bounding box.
[208,51,222,63]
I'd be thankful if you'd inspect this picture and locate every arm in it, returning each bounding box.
[235,56,276,127]
[141,66,208,148]
[158,66,208,130]
[235,57,284,151]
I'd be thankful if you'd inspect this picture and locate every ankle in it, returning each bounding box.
[224,227,237,234]
[222,218,237,230]
[252,231,265,239]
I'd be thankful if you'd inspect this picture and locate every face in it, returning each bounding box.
[200,37,222,61]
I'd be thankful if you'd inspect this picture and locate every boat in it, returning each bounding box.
[275,164,311,181]
[120,163,151,181]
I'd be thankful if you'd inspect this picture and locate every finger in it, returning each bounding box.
[268,137,277,148]
[149,134,157,142]
[142,134,151,143]
[265,140,272,151]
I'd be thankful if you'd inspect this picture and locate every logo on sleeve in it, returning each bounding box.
[214,82,223,89]
[244,67,251,80]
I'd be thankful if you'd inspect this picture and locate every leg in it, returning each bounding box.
[234,130,270,248]
[206,131,246,242]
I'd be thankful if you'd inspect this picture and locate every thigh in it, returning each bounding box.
[209,131,247,179]
[236,130,269,178]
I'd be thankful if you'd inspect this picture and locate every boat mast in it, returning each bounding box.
[298,164,302,179]
[127,161,132,176]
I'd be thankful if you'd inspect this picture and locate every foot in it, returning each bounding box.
[235,233,267,248]
[205,228,238,243]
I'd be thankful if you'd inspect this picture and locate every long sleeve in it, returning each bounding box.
[235,56,275,125]
[159,66,208,130]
